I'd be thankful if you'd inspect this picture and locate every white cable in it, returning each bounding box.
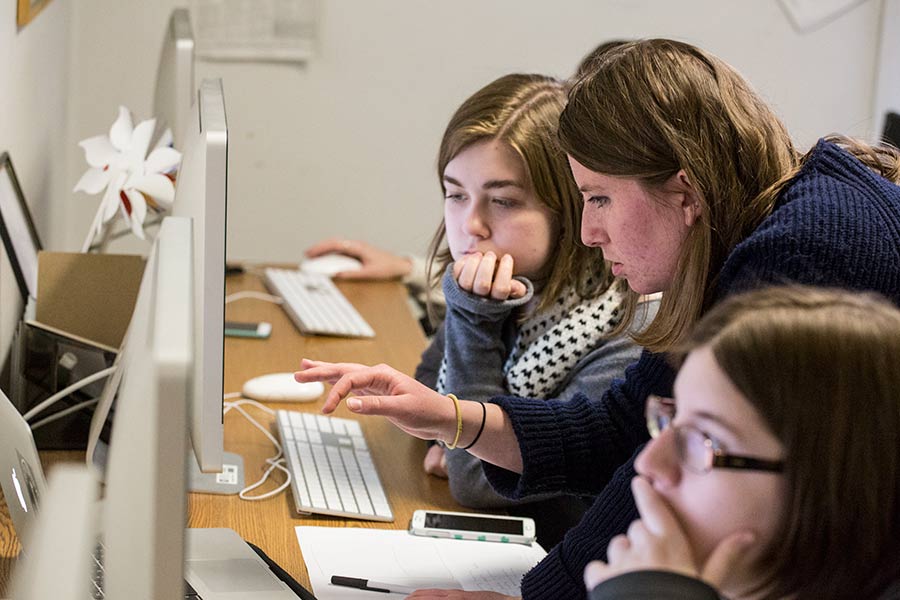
[239,457,291,501]
[223,396,292,501]
[224,401,280,447]
[224,291,283,305]
[29,399,100,431]
[224,397,275,415]
[23,366,117,422]
[228,401,291,500]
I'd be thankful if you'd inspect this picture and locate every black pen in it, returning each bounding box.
[331,575,417,595]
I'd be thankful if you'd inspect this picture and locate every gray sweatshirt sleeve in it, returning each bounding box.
[438,265,533,400]
[433,266,534,507]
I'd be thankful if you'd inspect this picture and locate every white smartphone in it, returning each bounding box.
[409,510,536,545]
[224,320,272,339]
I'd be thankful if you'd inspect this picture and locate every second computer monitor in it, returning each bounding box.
[170,78,238,486]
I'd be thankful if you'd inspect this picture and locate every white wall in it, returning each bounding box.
[56,1,894,266]
[873,0,900,134]
[0,0,72,372]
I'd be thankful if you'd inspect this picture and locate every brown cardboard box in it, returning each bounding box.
[10,251,145,449]
[36,251,145,349]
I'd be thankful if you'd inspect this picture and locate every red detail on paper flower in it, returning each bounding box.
[120,190,132,215]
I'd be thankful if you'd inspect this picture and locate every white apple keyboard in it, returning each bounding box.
[263,268,375,338]
[276,410,393,521]
[301,253,363,277]
[242,372,324,402]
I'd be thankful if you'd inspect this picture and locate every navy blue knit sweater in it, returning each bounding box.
[482,140,900,599]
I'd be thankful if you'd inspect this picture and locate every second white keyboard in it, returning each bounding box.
[263,268,375,338]
[276,410,393,522]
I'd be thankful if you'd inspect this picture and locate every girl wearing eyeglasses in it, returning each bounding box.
[584,286,900,599]
[296,39,900,599]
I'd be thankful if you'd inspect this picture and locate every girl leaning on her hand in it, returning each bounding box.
[584,285,900,600]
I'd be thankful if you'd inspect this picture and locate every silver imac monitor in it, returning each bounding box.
[101,215,192,599]
[171,78,244,493]
[153,8,195,148]
[9,214,191,598]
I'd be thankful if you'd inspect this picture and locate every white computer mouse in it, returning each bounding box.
[300,253,364,277]
[241,372,325,402]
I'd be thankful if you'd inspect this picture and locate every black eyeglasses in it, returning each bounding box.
[646,395,784,474]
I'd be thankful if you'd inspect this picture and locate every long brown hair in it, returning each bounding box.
[558,39,900,352]
[676,285,900,599]
[426,74,612,317]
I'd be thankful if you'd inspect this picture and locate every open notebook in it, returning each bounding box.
[296,526,547,598]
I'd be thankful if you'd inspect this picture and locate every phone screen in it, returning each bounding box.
[424,512,523,535]
[224,321,259,332]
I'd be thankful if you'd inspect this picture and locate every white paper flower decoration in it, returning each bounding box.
[73,106,182,245]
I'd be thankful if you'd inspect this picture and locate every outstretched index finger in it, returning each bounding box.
[294,359,356,384]
[321,368,404,416]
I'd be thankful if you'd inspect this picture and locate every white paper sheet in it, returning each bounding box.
[296,527,547,599]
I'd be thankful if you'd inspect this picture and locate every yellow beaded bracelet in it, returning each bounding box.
[445,393,463,449]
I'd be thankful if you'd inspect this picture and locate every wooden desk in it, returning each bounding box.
[0,272,463,594]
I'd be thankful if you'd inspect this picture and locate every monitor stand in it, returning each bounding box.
[187,451,245,495]
[88,442,244,494]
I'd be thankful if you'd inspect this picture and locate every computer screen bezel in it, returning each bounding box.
[0,152,43,301]
[102,215,192,599]
[152,7,195,149]
[170,78,229,476]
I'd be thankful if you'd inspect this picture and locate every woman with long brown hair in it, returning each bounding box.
[415,73,653,546]
[296,39,900,599]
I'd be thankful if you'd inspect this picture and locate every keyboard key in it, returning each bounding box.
[286,443,311,507]
[342,447,374,516]
[313,444,342,511]
[303,413,318,430]
[298,443,325,507]
[327,446,358,513]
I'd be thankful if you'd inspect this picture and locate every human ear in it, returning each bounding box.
[673,170,702,227]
